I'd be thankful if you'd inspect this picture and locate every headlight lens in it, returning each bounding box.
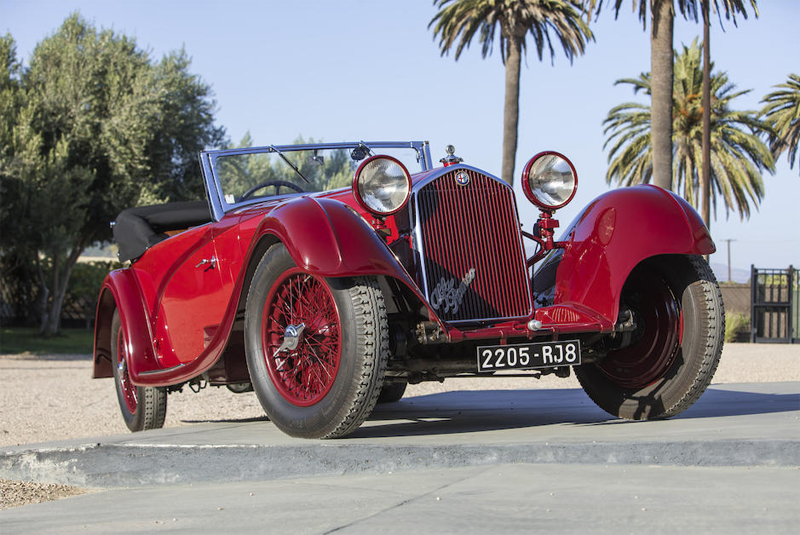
[522,152,578,211]
[353,155,411,215]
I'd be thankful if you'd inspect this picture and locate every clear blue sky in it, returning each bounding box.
[2,0,798,280]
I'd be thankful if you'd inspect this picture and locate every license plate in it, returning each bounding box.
[477,340,581,372]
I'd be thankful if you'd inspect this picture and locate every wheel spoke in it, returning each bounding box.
[262,269,341,406]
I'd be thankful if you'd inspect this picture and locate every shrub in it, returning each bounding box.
[67,261,122,302]
[725,312,750,343]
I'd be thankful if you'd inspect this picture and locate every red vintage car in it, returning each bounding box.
[92,141,724,438]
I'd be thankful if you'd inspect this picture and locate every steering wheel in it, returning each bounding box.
[239,180,305,201]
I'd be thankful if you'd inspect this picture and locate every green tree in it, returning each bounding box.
[0,14,225,335]
[0,35,24,229]
[0,34,39,325]
[586,1,758,192]
[145,49,226,201]
[604,39,773,219]
[761,74,800,175]
[217,134,354,197]
[429,0,593,185]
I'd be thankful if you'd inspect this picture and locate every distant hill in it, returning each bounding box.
[710,263,750,284]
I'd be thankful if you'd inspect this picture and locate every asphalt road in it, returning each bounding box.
[1,381,798,533]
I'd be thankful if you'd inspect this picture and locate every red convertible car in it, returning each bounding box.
[92,141,724,438]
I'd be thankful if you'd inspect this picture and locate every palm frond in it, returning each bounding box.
[760,73,800,173]
[604,38,773,218]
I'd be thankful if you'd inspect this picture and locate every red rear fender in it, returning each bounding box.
[92,269,159,379]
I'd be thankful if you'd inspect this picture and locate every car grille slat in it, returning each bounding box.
[414,169,532,323]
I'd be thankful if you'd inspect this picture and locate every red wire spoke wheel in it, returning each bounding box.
[111,311,167,432]
[115,325,138,414]
[262,268,342,406]
[245,243,389,439]
[576,255,724,420]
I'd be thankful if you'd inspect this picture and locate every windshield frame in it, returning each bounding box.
[198,141,432,221]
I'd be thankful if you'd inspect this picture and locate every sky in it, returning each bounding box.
[2,0,798,281]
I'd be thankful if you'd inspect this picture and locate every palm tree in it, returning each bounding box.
[761,74,800,176]
[429,0,593,186]
[604,39,773,220]
[586,1,758,193]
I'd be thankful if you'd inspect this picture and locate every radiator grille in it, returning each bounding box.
[413,169,532,323]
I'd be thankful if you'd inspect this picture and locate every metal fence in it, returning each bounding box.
[750,265,798,344]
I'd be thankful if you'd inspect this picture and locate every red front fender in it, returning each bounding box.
[251,196,441,321]
[251,196,406,277]
[550,185,715,328]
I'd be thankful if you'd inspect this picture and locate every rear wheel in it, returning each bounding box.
[245,244,389,438]
[576,255,724,420]
[111,311,167,432]
[377,382,407,404]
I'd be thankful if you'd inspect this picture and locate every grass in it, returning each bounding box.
[0,327,93,355]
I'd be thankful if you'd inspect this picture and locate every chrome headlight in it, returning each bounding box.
[353,155,411,216]
[521,152,578,211]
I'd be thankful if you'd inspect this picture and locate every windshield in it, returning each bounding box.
[208,142,429,210]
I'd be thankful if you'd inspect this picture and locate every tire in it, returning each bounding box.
[575,255,724,420]
[377,382,407,404]
[244,243,389,439]
[226,382,254,394]
[111,310,167,432]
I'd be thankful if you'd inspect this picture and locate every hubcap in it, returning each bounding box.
[275,323,306,370]
[598,269,682,389]
[262,269,341,406]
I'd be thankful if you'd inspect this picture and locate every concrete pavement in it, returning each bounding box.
[1,463,797,534]
[1,382,799,533]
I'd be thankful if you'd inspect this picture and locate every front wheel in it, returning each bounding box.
[244,244,389,438]
[111,311,167,432]
[576,255,724,420]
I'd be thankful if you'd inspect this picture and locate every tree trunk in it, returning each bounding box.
[501,37,522,186]
[35,258,50,334]
[650,0,675,190]
[41,246,83,336]
[701,1,712,231]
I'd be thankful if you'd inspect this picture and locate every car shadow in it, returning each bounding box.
[348,386,799,439]
[179,416,269,424]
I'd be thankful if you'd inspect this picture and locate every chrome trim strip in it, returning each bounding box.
[202,141,429,159]
[139,363,185,376]
[199,152,225,222]
[410,164,533,324]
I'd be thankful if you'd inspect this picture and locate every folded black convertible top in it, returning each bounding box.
[113,201,212,262]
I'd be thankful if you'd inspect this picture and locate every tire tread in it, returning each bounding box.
[322,277,389,438]
[576,255,725,421]
[660,256,725,418]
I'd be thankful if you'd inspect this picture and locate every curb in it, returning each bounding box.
[2,439,798,488]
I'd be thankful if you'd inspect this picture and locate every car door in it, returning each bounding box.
[153,225,228,365]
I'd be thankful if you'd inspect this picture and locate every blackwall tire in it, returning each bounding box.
[575,255,725,420]
[377,382,407,404]
[244,243,389,439]
[111,310,167,432]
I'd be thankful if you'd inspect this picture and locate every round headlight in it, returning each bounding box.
[521,152,578,211]
[353,155,411,216]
